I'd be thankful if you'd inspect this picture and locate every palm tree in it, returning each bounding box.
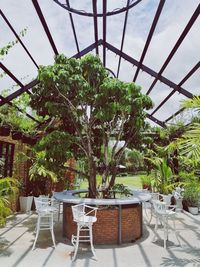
[145,155,173,194]
[168,96,200,166]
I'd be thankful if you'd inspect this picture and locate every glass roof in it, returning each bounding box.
[0,0,199,128]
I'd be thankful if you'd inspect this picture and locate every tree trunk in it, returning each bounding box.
[88,158,97,198]
[108,166,118,189]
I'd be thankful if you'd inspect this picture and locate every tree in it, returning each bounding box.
[30,54,153,198]
[125,148,144,172]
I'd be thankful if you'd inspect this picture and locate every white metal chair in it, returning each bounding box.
[143,192,160,224]
[152,199,180,249]
[32,196,58,250]
[51,192,63,222]
[71,203,98,261]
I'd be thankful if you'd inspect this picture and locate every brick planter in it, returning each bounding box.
[63,203,142,244]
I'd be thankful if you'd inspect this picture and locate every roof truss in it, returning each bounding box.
[0,1,199,128]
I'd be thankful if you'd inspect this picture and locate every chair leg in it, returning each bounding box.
[152,216,158,242]
[143,202,153,225]
[50,214,56,248]
[72,224,80,261]
[32,216,41,250]
[163,219,167,249]
[89,225,97,259]
[58,203,60,222]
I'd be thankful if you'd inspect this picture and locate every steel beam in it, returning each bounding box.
[104,41,193,99]
[151,61,200,116]
[165,108,185,123]
[0,95,40,123]
[0,79,39,106]
[0,41,102,106]
[32,0,59,55]
[66,0,80,55]
[53,0,142,17]
[73,40,103,58]
[146,3,200,95]
[0,62,24,87]
[0,10,38,69]
[146,113,166,128]
[133,0,165,82]
[117,0,130,78]
[92,0,99,55]
[102,0,107,67]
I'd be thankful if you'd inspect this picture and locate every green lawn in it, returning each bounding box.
[80,174,142,189]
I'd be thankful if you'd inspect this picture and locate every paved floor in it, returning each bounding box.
[0,209,200,267]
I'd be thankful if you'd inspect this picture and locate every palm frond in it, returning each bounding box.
[177,123,200,165]
[180,95,200,110]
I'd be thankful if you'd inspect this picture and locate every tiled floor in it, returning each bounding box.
[0,209,200,267]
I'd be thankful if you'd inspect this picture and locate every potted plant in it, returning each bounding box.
[183,183,200,215]
[0,123,11,136]
[0,104,12,136]
[19,180,33,213]
[140,175,152,190]
[0,91,40,143]
[19,195,33,213]
[9,116,23,140]
[22,133,35,145]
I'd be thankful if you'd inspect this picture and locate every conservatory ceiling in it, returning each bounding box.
[0,0,200,128]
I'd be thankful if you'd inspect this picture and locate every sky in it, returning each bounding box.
[0,0,200,126]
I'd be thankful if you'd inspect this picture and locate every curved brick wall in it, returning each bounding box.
[63,203,142,244]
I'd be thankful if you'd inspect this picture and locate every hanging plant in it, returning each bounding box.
[0,124,11,136]
[11,130,22,140]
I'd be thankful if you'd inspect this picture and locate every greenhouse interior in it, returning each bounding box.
[0,1,200,266]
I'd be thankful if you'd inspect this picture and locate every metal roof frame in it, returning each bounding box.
[0,1,199,128]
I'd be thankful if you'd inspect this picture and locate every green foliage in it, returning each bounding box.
[109,183,132,198]
[29,157,57,183]
[30,53,153,198]
[80,174,142,189]
[0,29,27,81]
[36,131,72,162]
[125,148,144,171]
[28,149,58,182]
[0,28,27,60]
[180,95,200,111]
[140,175,152,188]
[0,177,19,227]
[178,171,198,182]
[167,96,200,167]
[176,123,200,165]
[183,182,200,207]
[0,92,39,133]
[147,157,173,194]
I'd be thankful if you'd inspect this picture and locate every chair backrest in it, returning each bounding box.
[162,194,172,205]
[150,193,160,202]
[72,204,85,222]
[152,200,167,215]
[34,197,50,211]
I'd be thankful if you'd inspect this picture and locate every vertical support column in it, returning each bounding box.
[102,0,107,67]
[62,203,67,237]
[92,0,99,55]
[118,204,122,244]
[140,202,143,236]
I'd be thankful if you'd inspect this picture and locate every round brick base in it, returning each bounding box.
[63,203,142,244]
